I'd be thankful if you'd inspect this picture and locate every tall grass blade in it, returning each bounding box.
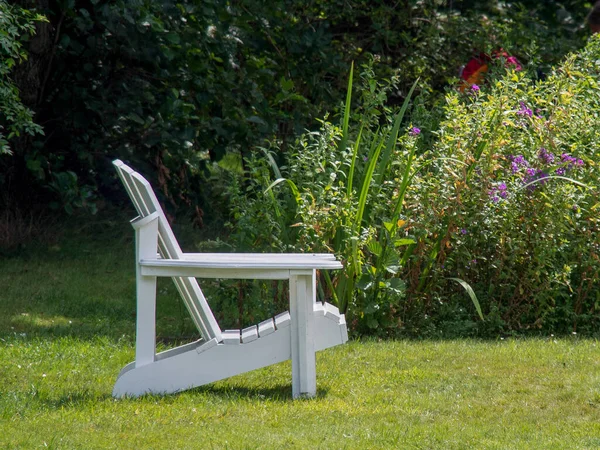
[338,62,354,155]
[322,270,340,307]
[390,143,416,220]
[520,175,589,191]
[375,79,418,187]
[347,126,363,197]
[355,138,385,229]
[264,177,301,204]
[449,277,484,321]
[261,148,282,179]
[340,135,384,313]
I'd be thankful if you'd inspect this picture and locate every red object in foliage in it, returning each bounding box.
[459,49,522,92]
[461,52,491,82]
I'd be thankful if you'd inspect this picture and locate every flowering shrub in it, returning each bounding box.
[221,36,600,337]
[404,35,600,335]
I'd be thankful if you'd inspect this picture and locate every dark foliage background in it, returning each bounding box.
[2,0,592,218]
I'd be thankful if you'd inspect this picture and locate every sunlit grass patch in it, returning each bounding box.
[2,219,600,449]
[2,338,600,449]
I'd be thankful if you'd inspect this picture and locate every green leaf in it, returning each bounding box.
[128,113,145,125]
[261,149,282,179]
[264,178,300,204]
[448,277,484,321]
[280,77,294,91]
[367,241,383,257]
[388,277,405,291]
[165,33,180,44]
[247,116,267,125]
[356,274,373,290]
[346,126,363,198]
[355,137,385,230]
[375,79,418,187]
[338,62,353,154]
[367,317,379,329]
[26,158,42,172]
[394,238,416,247]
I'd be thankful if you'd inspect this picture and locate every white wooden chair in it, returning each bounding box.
[112,160,347,398]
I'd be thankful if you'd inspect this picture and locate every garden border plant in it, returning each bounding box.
[401,34,600,337]
[221,35,600,338]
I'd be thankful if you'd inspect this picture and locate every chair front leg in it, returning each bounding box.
[289,270,317,398]
[132,213,160,368]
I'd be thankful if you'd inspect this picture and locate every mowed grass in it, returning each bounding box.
[2,219,600,449]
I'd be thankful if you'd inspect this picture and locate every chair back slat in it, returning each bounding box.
[113,160,222,342]
[114,161,145,216]
[130,172,183,258]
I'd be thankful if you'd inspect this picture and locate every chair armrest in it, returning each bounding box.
[180,252,338,261]
[139,255,342,280]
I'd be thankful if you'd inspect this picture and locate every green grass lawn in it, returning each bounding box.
[2,219,600,449]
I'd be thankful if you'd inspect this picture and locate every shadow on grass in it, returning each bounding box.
[37,391,114,409]
[191,384,291,401]
[38,383,326,409]
[184,383,330,402]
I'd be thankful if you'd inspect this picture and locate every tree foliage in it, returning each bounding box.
[0,1,45,156]
[2,0,593,217]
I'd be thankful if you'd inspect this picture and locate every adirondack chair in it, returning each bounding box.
[112,160,347,398]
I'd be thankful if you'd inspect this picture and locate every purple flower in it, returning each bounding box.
[461,228,467,235]
[471,84,480,92]
[363,156,368,162]
[510,154,529,173]
[561,153,575,163]
[489,181,509,202]
[524,169,549,191]
[559,153,584,172]
[538,148,555,165]
[409,127,421,136]
[555,167,566,176]
[517,101,533,117]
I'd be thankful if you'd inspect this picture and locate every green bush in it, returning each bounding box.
[224,36,600,337]
[405,34,600,336]
[219,62,426,335]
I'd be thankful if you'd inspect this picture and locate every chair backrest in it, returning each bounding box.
[113,160,222,342]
